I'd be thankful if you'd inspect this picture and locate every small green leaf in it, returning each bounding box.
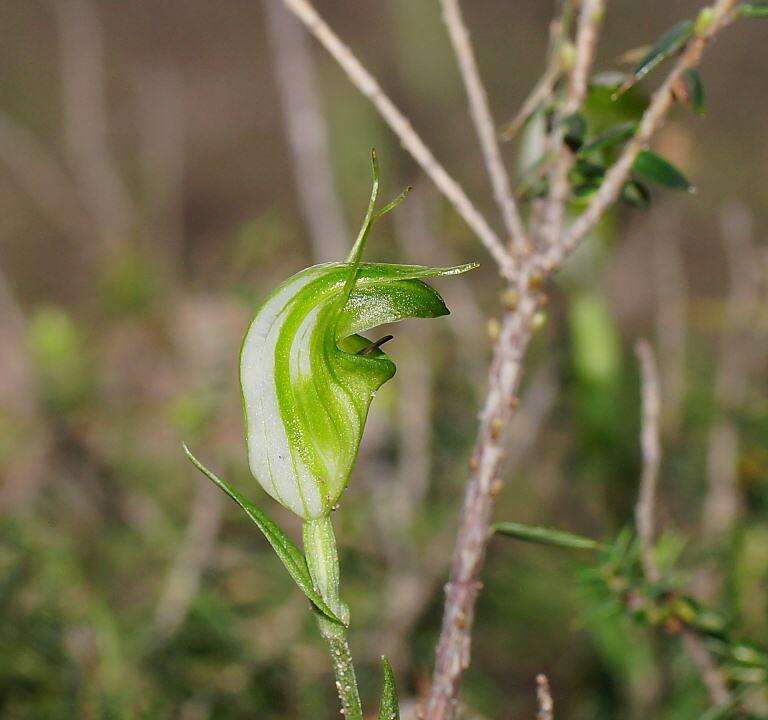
[182,444,346,626]
[572,158,606,181]
[616,20,694,95]
[621,179,651,208]
[694,7,715,35]
[580,122,637,155]
[633,150,694,192]
[377,656,400,720]
[740,2,768,17]
[493,521,605,551]
[683,69,706,114]
[562,112,587,151]
[572,181,602,202]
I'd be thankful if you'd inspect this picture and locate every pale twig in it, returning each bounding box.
[633,343,732,707]
[278,0,514,276]
[634,339,662,584]
[264,0,349,261]
[50,0,134,251]
[536,673,554,720]
[681,630,732,708]
[425,295,539,720]
[550,0,740,267]
[500,63,560,144]
[543,0,605,248]
[562,0,603,117]
[439,0,528,257]
[501,5,571,143]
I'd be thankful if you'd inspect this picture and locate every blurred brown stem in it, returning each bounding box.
[50,0,135,252]
[633,341,732,708]
[635,339,662,584]
[264,0,349,261]
[439,0,527,255]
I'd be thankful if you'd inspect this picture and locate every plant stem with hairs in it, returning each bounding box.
[303,516,363,720]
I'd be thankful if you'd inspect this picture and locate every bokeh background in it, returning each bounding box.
[1,1,766,718]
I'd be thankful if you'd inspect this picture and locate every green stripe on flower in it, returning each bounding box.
[240,151,476,519]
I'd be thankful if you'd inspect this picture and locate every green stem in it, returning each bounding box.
[303,515,362,720]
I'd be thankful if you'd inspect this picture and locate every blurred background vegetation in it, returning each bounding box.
[0,1,766,718]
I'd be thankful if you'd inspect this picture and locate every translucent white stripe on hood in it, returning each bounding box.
[240,269,324,518]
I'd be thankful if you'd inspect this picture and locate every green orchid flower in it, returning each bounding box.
[185,150,474,720]
[240,152,476,520]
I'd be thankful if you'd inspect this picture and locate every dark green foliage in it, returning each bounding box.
[740,3,768,18]
[683,69,707,115]
[621,179,651,208]
[633,150,694,192]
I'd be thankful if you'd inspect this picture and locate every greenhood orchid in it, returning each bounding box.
[239,152,476,520]
[185,151,475,719]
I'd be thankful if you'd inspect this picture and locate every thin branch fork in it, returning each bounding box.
[542,0,605,248]
[426,1,742,715]
[439,0,528,257]
[547,0,741,268]
[278,0,515,277]
[500,14,565,144]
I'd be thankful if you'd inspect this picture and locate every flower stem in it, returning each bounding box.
[303,515,363,720]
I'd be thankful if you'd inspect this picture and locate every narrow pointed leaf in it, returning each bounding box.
[616,20,694,95]
[633,150,694,191]
[740,2,768,17]
[377,656,400,720]
[183,444,345,626]
[580,122,637,155]
[683,69,706,114]
[493,521,605,551]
